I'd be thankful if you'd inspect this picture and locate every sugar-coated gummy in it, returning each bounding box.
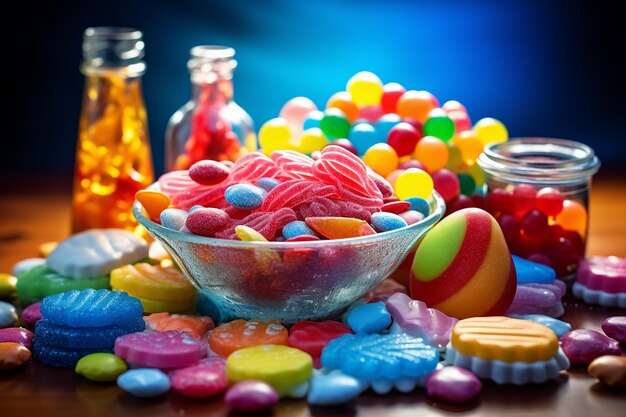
[160,208,189,231]
[225,184,268,210]
[370,212,408,232]
[35,317,145,348]
[41,289,143,328]
[282,220,316,240]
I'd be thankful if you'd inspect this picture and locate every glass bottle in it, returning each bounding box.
[477,138,600,281]
[165,45,256,171]
[72,27,154,233]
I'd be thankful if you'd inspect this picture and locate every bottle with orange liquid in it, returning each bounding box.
[165,46,256,171]
[72,27,154,232]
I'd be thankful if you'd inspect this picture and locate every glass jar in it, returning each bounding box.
[165,45,256,171]
[477,138,600,281]
[72,27,154,233]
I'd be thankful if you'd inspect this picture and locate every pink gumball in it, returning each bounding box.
[279,97,318,136]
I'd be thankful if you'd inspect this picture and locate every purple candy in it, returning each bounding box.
[114,330,202,370]
[21,302,42,329]
[560,329,621,365]
[506,280,566,317]
[385,293,457,347]
[602,316,626,344]
[225,380,279,412]
[0,327,34,349]
[425,366,482,404]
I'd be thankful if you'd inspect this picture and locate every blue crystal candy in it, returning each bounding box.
[513,255,556,284]
[35,317,145,349]
[41,289,143,327]
[33,341,112,368]
[347,302,391,334]
[321,333,439,382]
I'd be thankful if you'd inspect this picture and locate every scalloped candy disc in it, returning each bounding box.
[114,330,201,369]
[46,229,149,279]
[41,289,143,328]
[35,317,145,348]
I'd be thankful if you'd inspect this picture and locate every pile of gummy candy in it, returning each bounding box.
[1,72,625,412]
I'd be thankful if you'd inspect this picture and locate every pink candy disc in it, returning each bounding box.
[114,330,202,370]
[170,364,228,398]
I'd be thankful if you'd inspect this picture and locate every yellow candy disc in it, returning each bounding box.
[110,263,195,301]
[134,295,196,314]
[451,316,558,363]
[227,345,313,395]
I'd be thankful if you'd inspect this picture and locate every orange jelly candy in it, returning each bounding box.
[135,190,171,221]
[209,319,289,358]
[144,312,214,340]
[305,217,376,239]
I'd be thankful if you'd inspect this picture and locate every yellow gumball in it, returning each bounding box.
[294,127,329,154]
[455,130,484,163]
[346,71,383,106]
[362,143,399,178]
[474,117,508,146]
[259,117,292,154]
[394,168,434,200]
[446,142,464,171]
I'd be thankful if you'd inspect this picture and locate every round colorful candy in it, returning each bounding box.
[387,122,421,157]
[75,353,128,382]
[303,110,323,130]
[170,364,228,398]
[432,169,460,203]
[424,108,455,142]
[0,342,31,370]
[259,118,292,154]
[410,208,517,319]
[362,143,399,177]
[396,90,438,123]
[189,160,231,185]
[536,187,564,217]
[346,71,383,106]
[295,128,329,154]
[326,91,358,123]
[117,368,171,398]
[414,136,449,172]
[320,108,351,140]
[357,105,384,123]
[225,184,267,210]
[380,82,406,114]
[394,168,434,200]
[280,96,318,136]
[349,122,380,156]
[474,117,508,146]
[454,130,484,163]
[225,380,279,412]
[555,200,587,237]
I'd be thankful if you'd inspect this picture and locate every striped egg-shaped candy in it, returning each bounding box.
[409,208,516,319]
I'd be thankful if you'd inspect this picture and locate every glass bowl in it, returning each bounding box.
[133,187,445,324]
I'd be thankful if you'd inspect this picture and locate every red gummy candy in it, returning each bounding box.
[381,200,412,214]
[189,160,231,185]
[260,180,338,212]
[270,150,317,181]
[159,170,230,210]
[288,321,352,368]
[185,208,231,237]
[229,152,283,183]
[294,197,373,222]
[215,208,298,240]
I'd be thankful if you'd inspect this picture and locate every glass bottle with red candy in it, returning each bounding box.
[478,138,600,281]
[165,46,256,171]
[72,27,154,233]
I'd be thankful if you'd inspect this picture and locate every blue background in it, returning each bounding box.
[6,0,625,175]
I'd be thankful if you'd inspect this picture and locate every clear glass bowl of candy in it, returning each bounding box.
[134,148,446,324]
[477,138,600,281]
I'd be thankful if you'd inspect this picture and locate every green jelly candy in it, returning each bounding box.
[75,353,128,382]
[16,265,109,306]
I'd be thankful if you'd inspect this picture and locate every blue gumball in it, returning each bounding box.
[349,122,380,156]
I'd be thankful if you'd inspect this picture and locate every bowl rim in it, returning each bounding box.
[133,185,446,248]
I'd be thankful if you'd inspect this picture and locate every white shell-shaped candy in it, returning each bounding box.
[47,229,149,279]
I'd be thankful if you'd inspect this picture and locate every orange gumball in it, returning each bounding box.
[327,91,359,123]
[555,199,587,237]
[396,90,439,123]
[414,136,449,172]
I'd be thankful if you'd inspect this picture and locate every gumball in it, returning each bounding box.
[320,108,350,140]
[397,90,439,123]
[362,143,399,178]
[376,113,402,141]
[536,187,564,217]
[448,110,471,134]
[349,122,380,156]
[541,237,580,277]
[487,188,513,215]
[303,110,324,130]
[410,208,516,319]
[520,209,549,240]
[457,173,476,196]
[467,163,486,187]
[442,100,467,113]
[394,168,434,200]
[424,108,455,142]
[555,200,587,237]
[511,232,541,258]
[402,117,424,137]
[447,195,475,214]
[399,159,426,171]
[446,142,464,171]
[455,130,483,163]
[380,82,406,113]
[414,136,449,172]
[474,117,508,146]
[346,71,383,106]
[385,169,405,187]
[497,214,520,243]
[432,169,460,203]
[259,118,292,154]
[328,139,358,156]
[357,105,384,123]
[471,194,486,210]
[386,122,421,157]
[296,128,329,154]
[512,184,537,217]
[280,97,318,137]
[326,92,358,123]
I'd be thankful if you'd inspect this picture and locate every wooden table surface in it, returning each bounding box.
[1,171,625,417]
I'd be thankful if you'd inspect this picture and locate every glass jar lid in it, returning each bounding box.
[477,138,600,186]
